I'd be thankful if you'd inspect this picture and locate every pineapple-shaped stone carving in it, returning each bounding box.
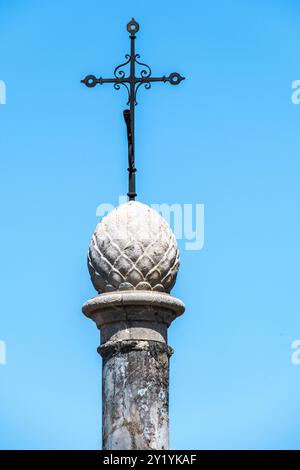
[88,201,179,293]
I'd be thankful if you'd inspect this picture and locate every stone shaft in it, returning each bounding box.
[82,291,185,450]
[100,338,172,450]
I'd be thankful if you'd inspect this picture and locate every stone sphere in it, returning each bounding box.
[88,201,179,293]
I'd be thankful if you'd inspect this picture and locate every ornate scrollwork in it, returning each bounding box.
[114,82,130,105]
[134,54,152,79]
[114,55,131,79]
[134,81,151,105]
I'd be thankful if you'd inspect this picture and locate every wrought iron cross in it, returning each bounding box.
[81,18,185,200]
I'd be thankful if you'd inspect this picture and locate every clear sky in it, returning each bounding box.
[1,0,300,450]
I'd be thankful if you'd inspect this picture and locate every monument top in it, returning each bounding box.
[81,19,185,200]
[88,201,179,294]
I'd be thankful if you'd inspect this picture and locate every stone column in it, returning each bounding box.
[83,291,184,450]
[82,201,185,450]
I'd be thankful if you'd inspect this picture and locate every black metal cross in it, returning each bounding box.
[81,18,185,200]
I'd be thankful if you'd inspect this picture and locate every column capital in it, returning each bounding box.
[82,290,185,327]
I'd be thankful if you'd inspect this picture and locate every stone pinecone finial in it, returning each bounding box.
[88,201,180,293]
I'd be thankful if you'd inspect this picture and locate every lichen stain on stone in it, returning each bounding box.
[102,340,170,449]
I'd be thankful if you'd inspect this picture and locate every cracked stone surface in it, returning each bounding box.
[88,201,179,293]
[101,340,172,450]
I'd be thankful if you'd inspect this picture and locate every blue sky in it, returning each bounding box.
[0,0,300,450]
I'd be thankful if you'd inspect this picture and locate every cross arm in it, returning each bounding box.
[81,75,129,88]
[81,71,185,89]
[135,72,185,86]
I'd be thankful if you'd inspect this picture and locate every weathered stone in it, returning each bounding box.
[82,202,185,450]
[101,340,172,450]
[82,290,185,329]
[83,290,185,450]
[88,201,179,293]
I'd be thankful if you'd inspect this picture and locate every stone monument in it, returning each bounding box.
[81,18,185,450]
[82,201,185,449]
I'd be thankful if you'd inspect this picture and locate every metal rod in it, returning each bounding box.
[128,28,136,200]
